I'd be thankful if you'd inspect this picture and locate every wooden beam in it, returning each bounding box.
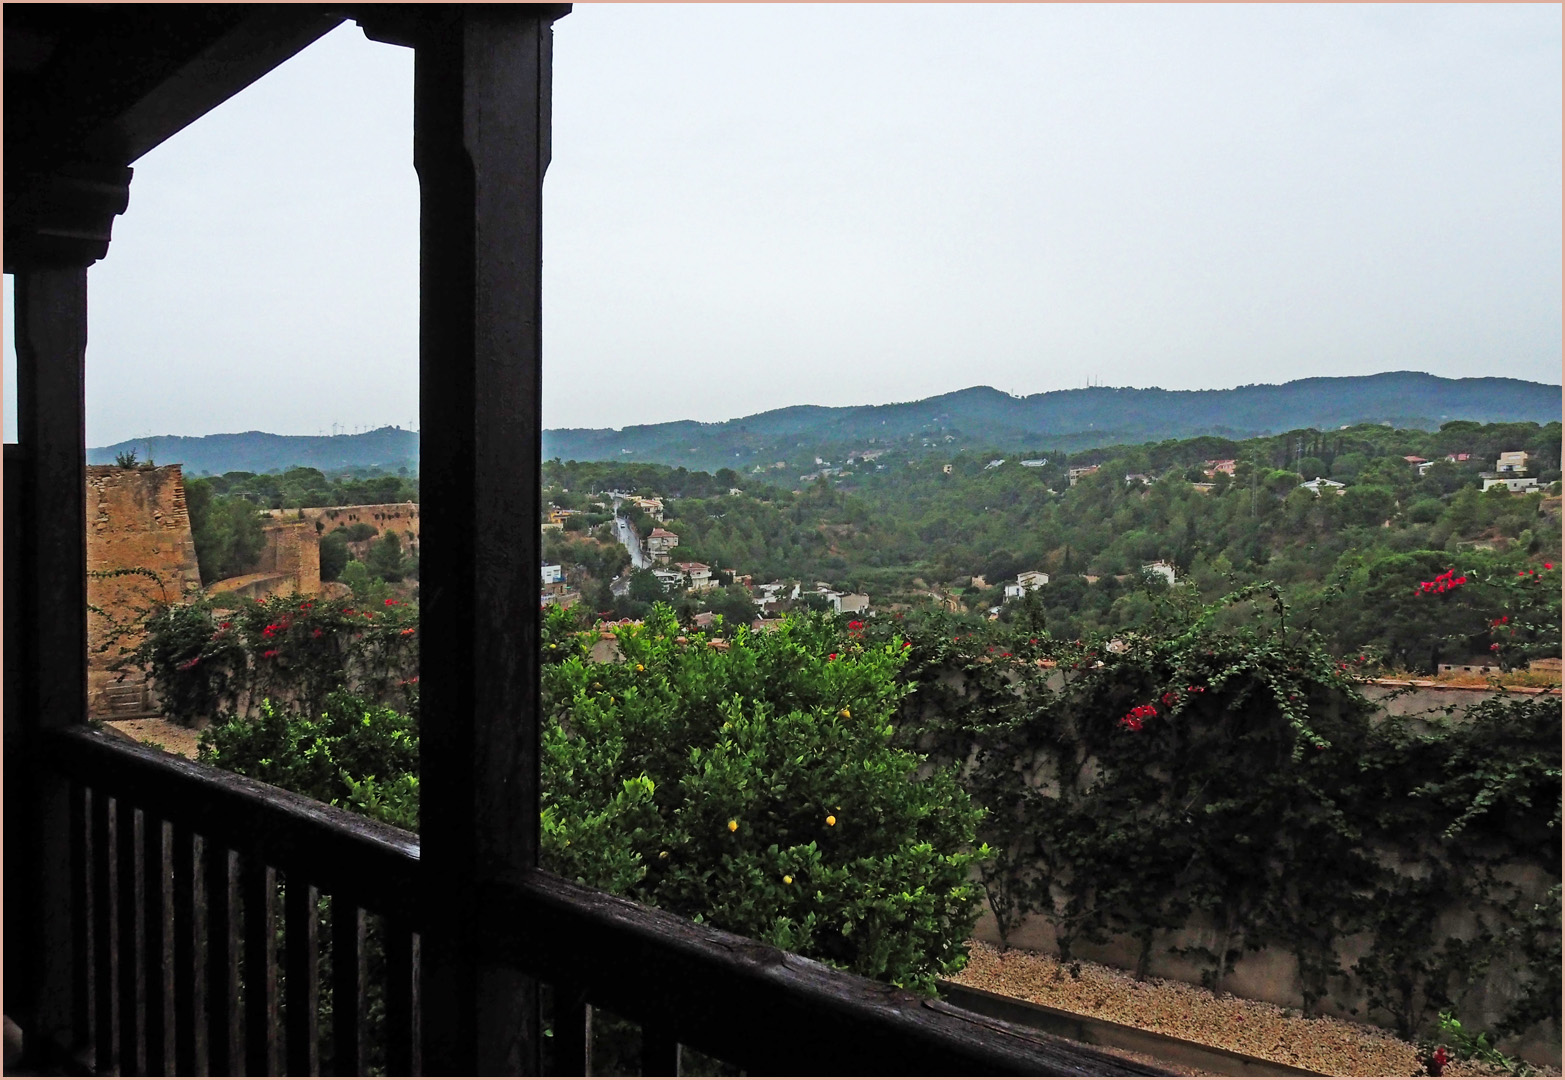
[403,6,563,1074]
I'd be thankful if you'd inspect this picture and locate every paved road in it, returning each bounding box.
[611,497,651,570]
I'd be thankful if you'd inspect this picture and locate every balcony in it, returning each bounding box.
[4,5,1160,1073]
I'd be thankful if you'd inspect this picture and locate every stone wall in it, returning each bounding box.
[271,502,420,559]
[932,669,1560,1065]
[85,465,202,718]
[206,520,322,601]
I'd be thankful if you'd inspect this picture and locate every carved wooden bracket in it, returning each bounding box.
[3,164,133,272]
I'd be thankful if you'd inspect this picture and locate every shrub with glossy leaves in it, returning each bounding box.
[539,605,988,994]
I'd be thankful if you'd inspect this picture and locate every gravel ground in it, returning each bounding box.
[951,941,1534,1077]
[104,717,203,759]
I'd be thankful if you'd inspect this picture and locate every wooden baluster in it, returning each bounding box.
[243,856,278,1076]
[92,787,114,1074]
[550,979,589,1076]
[172,825,197,1076]
[284,879,319,1077]
[206,845,238,1075]
[331,900,365,1077]
[117,801,141,1075]
[144,816,168,1075]
[640,1025,680,1077]
[71,782,90,1053]
[384,917,415,1076]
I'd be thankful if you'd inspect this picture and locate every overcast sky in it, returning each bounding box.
[4,4,1560,447]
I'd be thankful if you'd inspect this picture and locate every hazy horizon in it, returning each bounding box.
[5,5,1561,446]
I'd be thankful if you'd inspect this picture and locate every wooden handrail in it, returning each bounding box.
[47,726,1164,1076]
[494,872,1165,1075]
[46,726,420,918]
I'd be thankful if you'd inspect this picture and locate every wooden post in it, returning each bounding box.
[397,5,565,1074]
[10,264,92,1065]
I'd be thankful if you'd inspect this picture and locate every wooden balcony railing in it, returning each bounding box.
[47,726,1163,1076]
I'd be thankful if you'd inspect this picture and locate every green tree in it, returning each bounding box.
[319,531,350,582]
[367,533,405,582]
[540,607,987,993]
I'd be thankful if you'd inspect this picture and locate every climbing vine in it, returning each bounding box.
[871,586,1560,1040]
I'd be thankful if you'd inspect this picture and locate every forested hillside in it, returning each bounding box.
[547,419,1561,672]
[541,372,1560,472]
[90,372,1559,477]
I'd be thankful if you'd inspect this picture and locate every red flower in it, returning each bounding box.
[828,653,838,661]
[344,608,356,615]
[1546,562,1554,570]
[312,628,323,639]
[902,641,911,650]
[400,627,416,636]
[219,622,232,630]
[385,598,400,606]
[263,649,279,659]
[176,657,199,671]
[847,620,863,630]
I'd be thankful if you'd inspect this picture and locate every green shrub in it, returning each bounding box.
[539,605,988,994]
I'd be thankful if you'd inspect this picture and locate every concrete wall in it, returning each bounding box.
[85,465,202,718]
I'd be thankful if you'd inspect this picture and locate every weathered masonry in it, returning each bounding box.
[84,465,203,719]
[4,6,1156,1075]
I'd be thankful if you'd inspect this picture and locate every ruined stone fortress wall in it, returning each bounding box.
[86,465,202,718]
[207,518,323,601]
[270,503,420,559]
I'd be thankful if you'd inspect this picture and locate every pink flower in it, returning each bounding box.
[176,657,199,671]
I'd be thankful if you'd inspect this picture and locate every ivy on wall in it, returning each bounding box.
[876,588,1560,1039]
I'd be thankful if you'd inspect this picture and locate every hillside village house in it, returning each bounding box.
[646,526,680,560]
[3,6,1146,1075]
[1300,476,1347,496]
[1004,570,1050,600]
[1143,561,1178,586]
[1202,458,1237,477]
[1068,464,1100,485]
[675,561,716,592]
[1496,450,1530,474]
[1483,476,1543,494]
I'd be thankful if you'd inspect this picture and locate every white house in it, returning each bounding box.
[984,459,1006,470]
[1020,459,1048,468]
[834,593,871,615]
[1004,570,1049,601]
[1142,561,1177,586]
[1299,476,1346,496]
[1496,451,1530,474]
[676,561,716,592]
[541,564,563,585]
[1483,476,1541,494]
[651,568,685,593]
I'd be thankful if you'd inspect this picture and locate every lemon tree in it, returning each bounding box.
[539,604,987,994]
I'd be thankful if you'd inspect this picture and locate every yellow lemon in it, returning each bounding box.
[783,874,793,885]
[825,815,837,827]
[658,850,669,860]
[839,708,851,718]
[727,819,738,832]
[636,663,645,672]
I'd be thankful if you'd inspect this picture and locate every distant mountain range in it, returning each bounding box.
[91,372,1559,476]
